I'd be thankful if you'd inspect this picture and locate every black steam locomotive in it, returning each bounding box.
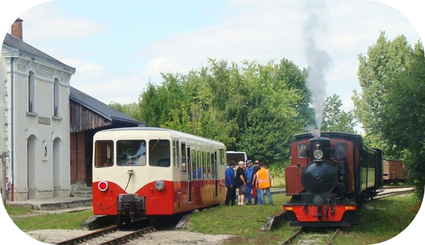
[284,132,383,226]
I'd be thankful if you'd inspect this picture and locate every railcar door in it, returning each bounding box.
[179,142,191,204]
[187,146,192,203]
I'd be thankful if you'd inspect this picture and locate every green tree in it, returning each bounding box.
[109,101,141,121]
[137,59,311,164]
[321,94,356,133]
[353,32,425,199]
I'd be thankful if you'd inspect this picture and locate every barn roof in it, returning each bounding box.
[70,86,145,129]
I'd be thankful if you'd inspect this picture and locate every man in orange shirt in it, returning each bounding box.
[256,162,274,205]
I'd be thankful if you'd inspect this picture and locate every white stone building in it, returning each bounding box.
[1,19,76,200]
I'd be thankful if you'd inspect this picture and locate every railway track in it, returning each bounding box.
[55,225,156,245]
[281,228,340,245]
[376,186,414,199]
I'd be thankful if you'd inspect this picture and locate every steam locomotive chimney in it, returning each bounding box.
[11,18,23,40]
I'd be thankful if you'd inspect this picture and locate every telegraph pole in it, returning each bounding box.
[1,151,9,206]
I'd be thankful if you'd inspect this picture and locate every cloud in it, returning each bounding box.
[16,0,421,110]
[131,0,421,118]
[62,59,108,81]
[21,3,107,42]
[59,59,145,104]
[140,5,304,76]
[73,75,146,105]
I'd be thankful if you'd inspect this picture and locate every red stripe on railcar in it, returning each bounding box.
[93,179,227,216]
[93,181,124,215]
[93,180,175,216]
[135,181,174,215]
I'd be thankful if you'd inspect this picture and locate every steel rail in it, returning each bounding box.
[55,225,119,245]
[281,228,303,244]
[326,228,340,245]
[98,226,156,245]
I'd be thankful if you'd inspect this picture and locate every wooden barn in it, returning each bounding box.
[69,87,146,188]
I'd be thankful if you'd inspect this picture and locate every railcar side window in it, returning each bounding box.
[197,151,202,179]
[117,140,146,166]
[175,141,180,168]
[95,140,114,168]
[192,149,197,178]
[298,143,308,158]
[149,139,170,167]
[211,153,216,179]
[203,152,210,179]
[219,149,225,165]
[181,142,187,173]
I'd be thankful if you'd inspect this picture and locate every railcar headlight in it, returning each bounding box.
[98,181,108,192]
[155,180,165,191]
[314,149,323,160]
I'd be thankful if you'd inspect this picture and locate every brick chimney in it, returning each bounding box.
[11,18,23,40]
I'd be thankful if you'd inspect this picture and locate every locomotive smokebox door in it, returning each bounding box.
[302,161,337,195]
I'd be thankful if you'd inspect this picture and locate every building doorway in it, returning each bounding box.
[53,137,61,197]
[27,135,37,199]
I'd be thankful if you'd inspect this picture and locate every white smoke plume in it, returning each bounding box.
[303,1,333,137]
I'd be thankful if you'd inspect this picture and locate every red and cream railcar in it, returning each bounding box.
[92,127,227,223]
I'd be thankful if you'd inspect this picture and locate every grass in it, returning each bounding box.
[187,193,420,245]
[5,206,93,231]
[187,194,301,244]
[4,192,420,244]
[332,194,419,245]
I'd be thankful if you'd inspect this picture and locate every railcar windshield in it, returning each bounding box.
[117,140,146,166]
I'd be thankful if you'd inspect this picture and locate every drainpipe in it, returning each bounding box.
[10,57,14,201]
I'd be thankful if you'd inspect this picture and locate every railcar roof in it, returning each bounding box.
[96,127,225,145]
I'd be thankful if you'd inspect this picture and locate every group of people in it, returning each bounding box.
[224,159,274,206]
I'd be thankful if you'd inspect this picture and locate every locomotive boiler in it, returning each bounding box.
[283,132,383,227]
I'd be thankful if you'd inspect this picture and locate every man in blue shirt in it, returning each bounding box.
[225,161,236,206]
[245,160,254,205]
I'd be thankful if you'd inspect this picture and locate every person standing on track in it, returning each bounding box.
[225,161,236,206]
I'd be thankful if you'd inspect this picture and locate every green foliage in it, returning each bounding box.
[267,163,287,187]
[321,94,357,133]
[108,58,356,164]
[353,31,425,199]
[108,101,141,121]
[136,59,313,164]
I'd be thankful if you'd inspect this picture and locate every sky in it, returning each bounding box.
[3,0,423,113]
